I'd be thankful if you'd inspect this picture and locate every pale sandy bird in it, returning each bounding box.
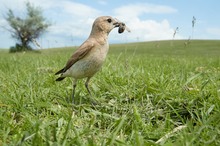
[55,16,128,102]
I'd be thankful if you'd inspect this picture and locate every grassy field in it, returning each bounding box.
[0,40,220,145]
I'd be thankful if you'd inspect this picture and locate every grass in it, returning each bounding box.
[0,40,220,145]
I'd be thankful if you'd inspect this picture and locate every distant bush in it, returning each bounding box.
[9,43,32,53]
[9,43,41,53]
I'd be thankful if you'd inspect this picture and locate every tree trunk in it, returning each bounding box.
[21,37,31,51]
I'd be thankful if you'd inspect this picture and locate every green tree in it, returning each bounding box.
[5,2,50,52]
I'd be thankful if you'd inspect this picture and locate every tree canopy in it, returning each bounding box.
[5,2,51,52]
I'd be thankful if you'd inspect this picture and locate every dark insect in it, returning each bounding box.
[117,22,130,34]
[118,23,126,33]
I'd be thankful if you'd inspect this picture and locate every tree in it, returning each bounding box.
[4,2,50,52]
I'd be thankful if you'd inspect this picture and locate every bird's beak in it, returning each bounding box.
[113,18,120,27]
[113,22,120,27]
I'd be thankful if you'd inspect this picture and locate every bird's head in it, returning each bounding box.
[91,16,120,35]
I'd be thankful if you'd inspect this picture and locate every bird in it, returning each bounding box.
[55,16,124,103]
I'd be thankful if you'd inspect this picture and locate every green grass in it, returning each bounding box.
[0,40,220,145]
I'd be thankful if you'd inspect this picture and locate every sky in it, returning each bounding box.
[0,0,220,49]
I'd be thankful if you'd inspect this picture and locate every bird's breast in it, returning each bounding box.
[64,43,109,79]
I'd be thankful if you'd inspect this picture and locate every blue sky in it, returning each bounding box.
[0,0,219,49]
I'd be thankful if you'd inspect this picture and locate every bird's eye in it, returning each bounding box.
[107,18,112,23]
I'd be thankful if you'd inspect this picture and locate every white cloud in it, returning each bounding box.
[113,3,177,19]
[110,18,182,43]
[111,3,181,42]
[58,1,101,18]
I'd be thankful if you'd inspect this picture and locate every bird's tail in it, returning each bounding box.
[56,77,66,81]
[55,68,66,81]
[55,68,65,75]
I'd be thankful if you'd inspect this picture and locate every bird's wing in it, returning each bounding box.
[55,40,94,75]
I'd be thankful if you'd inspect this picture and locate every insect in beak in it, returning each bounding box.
[114,18,131,33]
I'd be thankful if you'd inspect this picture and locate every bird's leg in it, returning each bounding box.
[85,77,91,95]
[72,79,77,104]
[85,77,99,105]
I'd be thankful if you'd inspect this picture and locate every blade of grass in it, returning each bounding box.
[107,116,126,146]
